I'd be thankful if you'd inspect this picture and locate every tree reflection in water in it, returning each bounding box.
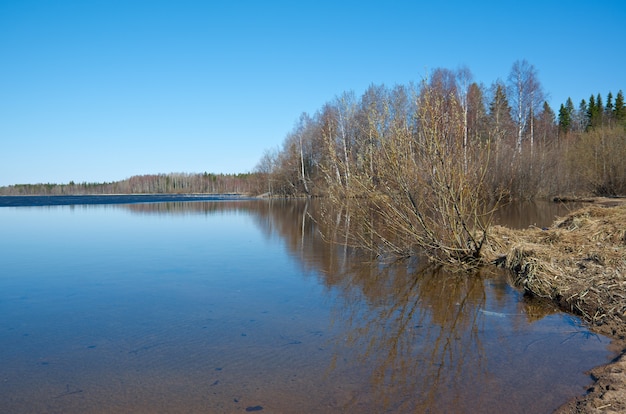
[322,254,492,412]
[311,200,608,413]
[120,198,611,413]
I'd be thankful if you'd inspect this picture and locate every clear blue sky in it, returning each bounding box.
[1,0,624,186]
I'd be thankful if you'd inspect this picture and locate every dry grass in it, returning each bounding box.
[485,204,626,336]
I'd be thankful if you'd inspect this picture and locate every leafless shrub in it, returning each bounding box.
[321,80,501,268]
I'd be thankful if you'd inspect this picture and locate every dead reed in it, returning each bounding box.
[486,204,626,333]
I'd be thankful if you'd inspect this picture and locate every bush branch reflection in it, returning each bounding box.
[117,198,610,413]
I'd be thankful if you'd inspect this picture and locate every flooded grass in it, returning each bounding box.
[486,201,626,413]
[487,203,626,337]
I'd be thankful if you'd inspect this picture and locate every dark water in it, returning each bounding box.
[0,197,615,413]
[493,200,586,229]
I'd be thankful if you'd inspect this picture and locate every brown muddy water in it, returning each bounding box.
[0,197,615,413]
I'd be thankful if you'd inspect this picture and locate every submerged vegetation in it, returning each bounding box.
[486,203,626,335]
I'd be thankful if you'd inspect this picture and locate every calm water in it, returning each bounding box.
[0,197,615,413]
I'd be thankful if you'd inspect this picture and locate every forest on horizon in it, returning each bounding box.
[0,172,257,196]
[2,60,625,199]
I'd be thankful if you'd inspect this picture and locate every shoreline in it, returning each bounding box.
[0,193,252,207]
[487,198,626,413]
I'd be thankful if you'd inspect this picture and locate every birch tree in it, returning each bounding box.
[335,91,358,192]
[455,66,473,171]
[358,84,390,180]
[507,59,543,156]
[294,113,312,195]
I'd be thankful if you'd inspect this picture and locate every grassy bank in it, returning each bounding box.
[487,202,626,337]
[485,201,626,413]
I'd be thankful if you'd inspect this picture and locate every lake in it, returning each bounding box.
[0,196,616,413]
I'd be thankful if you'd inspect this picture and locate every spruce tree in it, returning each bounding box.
[596,93,604,126]
[487,83,513,139]
[566,97,575,116]
[587,94,596,119]
[537,101,556,144]
[558,103,570,133]
[587,94,600,129]
[606,92,614,116]
[614,90,625,125]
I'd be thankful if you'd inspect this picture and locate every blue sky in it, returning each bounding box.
[1,0,624,186]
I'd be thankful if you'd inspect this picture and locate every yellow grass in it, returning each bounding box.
[486,204,626,331]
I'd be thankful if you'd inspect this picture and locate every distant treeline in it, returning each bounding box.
[0,172,260,195]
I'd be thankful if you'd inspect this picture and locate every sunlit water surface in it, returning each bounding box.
[0,197,616,413]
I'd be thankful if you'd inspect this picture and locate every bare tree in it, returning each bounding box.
[335,91,358,193]
[455,66,473,171]
[321,77,497,266]
[293,113,312,195]
[358,84,390,180]
[507,60,543,156]
[318,103,343,187]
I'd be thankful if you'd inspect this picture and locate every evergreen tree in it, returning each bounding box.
[541,101,555,122]
[605,92,614,118]
[559,97,574,135]
[596,93,604,126]
[614,90,625,125]
[566,97,575,117]
[536,101,556,144]
[467,82,488,141]
[487,83,514,141]
[587,94,601,130]
[587,94,596,120]
[558,103,571,133]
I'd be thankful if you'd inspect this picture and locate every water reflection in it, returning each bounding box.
[117,199,612,412]
[323,257,610,412]
[253,199,614,412]
[0,199,614,413]
[493,200,584,229]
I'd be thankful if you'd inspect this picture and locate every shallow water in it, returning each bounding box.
[493,200,585,229]
[0,197,615,413]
